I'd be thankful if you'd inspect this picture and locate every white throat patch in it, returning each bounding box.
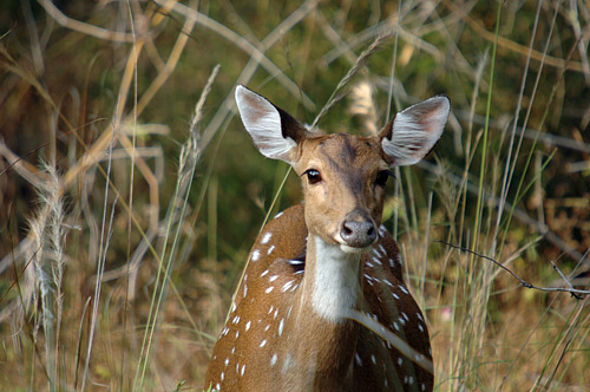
[310,236,362,322]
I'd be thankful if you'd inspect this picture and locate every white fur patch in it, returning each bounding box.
[235,86,297,163]
[311,236,361,322]
[281,353,293,374]
[382,96,450,166]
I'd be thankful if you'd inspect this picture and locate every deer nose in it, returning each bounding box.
[340,210,377,248]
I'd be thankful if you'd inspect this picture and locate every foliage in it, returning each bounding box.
[0,0,589,390]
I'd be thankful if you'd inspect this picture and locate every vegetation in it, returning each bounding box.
[0,0,589,390]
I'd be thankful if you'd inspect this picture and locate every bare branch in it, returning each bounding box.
[438,241,590,297]
[37,0,134,43]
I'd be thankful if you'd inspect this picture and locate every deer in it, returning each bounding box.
[204,85,450,392]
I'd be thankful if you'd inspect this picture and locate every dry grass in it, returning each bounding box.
[0,0,589,391]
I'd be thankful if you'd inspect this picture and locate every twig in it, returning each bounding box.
[37,0,134,43]
[550,260,583,300]
[154,0,315,110]
[438,241,590,297]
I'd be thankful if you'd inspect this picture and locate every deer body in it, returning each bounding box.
[205,86,450,391]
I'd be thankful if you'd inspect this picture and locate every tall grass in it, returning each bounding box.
[0,0,589,391]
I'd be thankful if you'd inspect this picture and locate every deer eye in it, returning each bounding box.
[375,170,392,187]
[303,169,322,184]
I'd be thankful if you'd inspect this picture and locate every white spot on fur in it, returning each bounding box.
[261,232,272,244]
[281,353,292,374]
[355,353,363,366]
[265,286,274,294]
[267,245,275,255]
[278,318,284,336]
[270,353,278,367]
[245,321,251,331]
[389,258,395,268]
[282,280,294,292]
[251,250,261,262]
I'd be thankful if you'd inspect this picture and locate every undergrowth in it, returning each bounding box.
[0,0,589,391]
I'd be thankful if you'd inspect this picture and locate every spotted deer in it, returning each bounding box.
[205,86,450,391]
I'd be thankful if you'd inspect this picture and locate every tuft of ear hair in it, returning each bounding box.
[379,96,450,166]
[235,85,307,164]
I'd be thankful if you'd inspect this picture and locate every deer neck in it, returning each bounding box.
[302,234,363,322]
[286,235,362,387]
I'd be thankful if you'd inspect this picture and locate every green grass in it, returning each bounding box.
[1,0,589,390]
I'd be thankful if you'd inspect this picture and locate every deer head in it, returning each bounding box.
[235,85,449,253]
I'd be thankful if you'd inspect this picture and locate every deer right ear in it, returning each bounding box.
[235,85,307,164]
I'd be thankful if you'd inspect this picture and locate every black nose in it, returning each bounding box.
[340,210,377,248]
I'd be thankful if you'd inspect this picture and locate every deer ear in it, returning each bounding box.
[235,85,307,164]
[379,96,450,166]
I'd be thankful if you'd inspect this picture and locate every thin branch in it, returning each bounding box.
[37,0,134,43]
[154,0,315,110]
[438,241,590,296]
[550,260,583,300]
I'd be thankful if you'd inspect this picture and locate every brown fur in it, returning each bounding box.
[204,204,432,391]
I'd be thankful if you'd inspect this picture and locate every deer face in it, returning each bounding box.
[235,85,449,252]
[294,134,390,251]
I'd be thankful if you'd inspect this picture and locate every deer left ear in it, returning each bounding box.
[379,96,450,166]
